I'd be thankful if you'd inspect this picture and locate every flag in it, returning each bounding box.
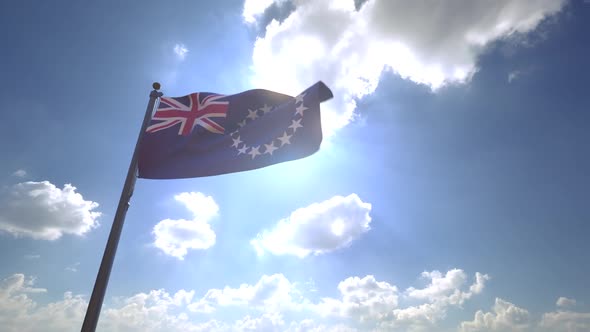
[137,81,333,179]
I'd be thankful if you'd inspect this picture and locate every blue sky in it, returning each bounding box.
[1,0,589,331]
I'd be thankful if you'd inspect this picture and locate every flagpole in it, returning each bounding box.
[81,83,163,332]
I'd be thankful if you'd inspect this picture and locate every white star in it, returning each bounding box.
[247,109,259,120]
[278,132,291,146]
[249,146,261,159]
[260,104,272,113]
[237,120,246,127]
[232,136,242,148]
[295,93,306,104]
[264,142,278,155]
[237,145,248,155]
[295,104,308,116]
[288,119,303,132]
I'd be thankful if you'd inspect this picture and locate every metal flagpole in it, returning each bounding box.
[81,83,163,332]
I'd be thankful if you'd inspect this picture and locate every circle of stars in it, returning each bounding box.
[230,93,308,159]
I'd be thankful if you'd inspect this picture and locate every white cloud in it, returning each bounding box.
[311,269,489,331]
[404,270,489,307]
[540,310,590,332]
[153,192,219,259]
[188,273,303,313]
[556,296,577,308]
[234,312,284,331]
[286,320,359,332]
[386,271,489,330]
[251,193,372,258]
[173,43,189,60]
[508,70,521,83]
[174,192,219,221]
[246,0,566,136]
[3,271,587,332]
[407,269,470,301]
[316,275,398,321]
[459,298,531,332]
[12,170,26,178]
[101,289,201,332]
[153,219,215,259]
[243,0,277,24]
[65,262,80,273]
[461,297,590,332]
[0,274,211,332]
[0,181,100,240]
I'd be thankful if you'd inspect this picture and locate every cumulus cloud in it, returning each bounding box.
[406,270,489,305]
[246,0,566,135]
[152,192,219,259]
[540,310,590,332]
[173,43,188,60]
[12,170,26,178]
[387,270,489,330]
[556,296,577,308]
[101,289,199,332]
[251,193,372,258]
[188,273,303,313]
[459,298,531,332]
[286,320,359,332]
[234,312,284,331]
[0,273,293,332]
[4,271,587,332]
[243,0,278,23]
[185,269,486,330]
[0,181,100,240]
[460,296,590,332]
[316,275,398,321]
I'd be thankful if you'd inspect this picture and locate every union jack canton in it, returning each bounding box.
[146,93,229,136]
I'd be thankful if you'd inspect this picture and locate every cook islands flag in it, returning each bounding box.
[138,82,333,179]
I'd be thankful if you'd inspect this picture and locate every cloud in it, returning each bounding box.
[556,296,577,308]
[65,262,80,273]
[508,70,521,83]
[188,269,487,330]
[152,192,219,259]
[406,270,489,304]
[459,298,531,332]
[385,270,489,330]
[246,0,566,135]
[461,297,590,332]
[0,181,100,240]
[188,273,303,313]
[101,289,200,332]
[251,193,372,258]
[243,0,278,23]
[234,312,284,331]
[23,254,40,260]
[11,170,26,178]
[315,275,398,321]
[3,271,587,332]
[286,320,359,332]
[174,192,219,221]
[540,310,590,332]
[173,43,188,60]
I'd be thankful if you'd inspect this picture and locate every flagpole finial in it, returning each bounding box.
[152,82,161,90]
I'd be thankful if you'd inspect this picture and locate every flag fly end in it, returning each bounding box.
[315,81,334,103]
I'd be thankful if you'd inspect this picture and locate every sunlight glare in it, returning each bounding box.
[331,219,345,236]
